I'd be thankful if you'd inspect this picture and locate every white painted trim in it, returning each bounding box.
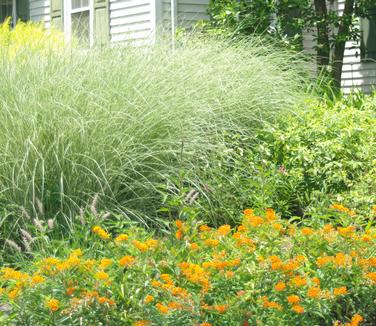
[170,0,177,49]
[64,1,72,43]
[150,0,157,43]
[89,0,94,46]
[11,0,16,25]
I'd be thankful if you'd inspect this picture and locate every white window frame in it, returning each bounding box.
[11,0,16,26]
[64,0,94,47]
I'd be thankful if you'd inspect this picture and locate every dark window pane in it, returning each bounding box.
[0,1,13,24]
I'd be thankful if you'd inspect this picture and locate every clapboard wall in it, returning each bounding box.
[29,0,50,27]
[302,0,376,93]
[109,0,153,45]
[161,0,209,30]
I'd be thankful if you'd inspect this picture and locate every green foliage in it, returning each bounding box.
[207,0,376,44]
[184,95,376,224]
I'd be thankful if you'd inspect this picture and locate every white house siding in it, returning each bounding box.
[161,0,209,30]
[302,0,376,93]
[109,0,153,45]
[29,0,50,28]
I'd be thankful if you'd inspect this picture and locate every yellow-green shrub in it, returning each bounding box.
[0,18,65,59]
[1,205,375,325]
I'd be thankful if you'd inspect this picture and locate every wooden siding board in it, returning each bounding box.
[110,0,153,44]
[161,0,209,29]
[29,0,50,26]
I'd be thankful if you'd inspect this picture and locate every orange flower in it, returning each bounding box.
[361,234,372,242]
[292,305,304,314]
[168,301,183,309]
[243,209,254,216]
[151,280,162,288]
[161,274,173,285]
[248,216,264,227]
[46,298,59,312]
[132,240,148,252]
[175,220,183,229]
[338,226,356,237]
[30,274,45,285]
[99,258,113,270]
[287,295,300,304]
[272,223,283,232]
[218,224,231,236]
[307,287,321,298]
[269,255,283,270]
[331,204,355,216]
[119,255,135,267]
[274,282,286,291]
[238,225,247,232]
[316,256,333,268]
[301,227,314,236]
[225,271,234,278]
[213,304,228,314]
[8,288,19,300]
[144,295,154,304]
[323,224,334,233]
[92,226,110,240]
[190,242,199,250]
[66,287,76,296]
[204,239,219,247]
[334,253,347,266]
[199,224,211,232]
[263,301,282,311]
[347,314,363,326]
[115,234,128,242]
[133,320,150,326]
[156,303,169,314]
[290,276,307,287]
[312,277,321,286]
[366,272,376,282]
[97,296,115,305]
[95,271,109,281]
[145,239,158,249]
[333,286,348,296]
[201,323,212,326]
[175,229,183,240]
[265,208,277,222]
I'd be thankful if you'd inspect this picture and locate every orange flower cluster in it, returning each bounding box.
[331,204,356,216]
[92,226,111,240]
[178,262,210,292]
[132,239,158,252]
[1,206,375,325]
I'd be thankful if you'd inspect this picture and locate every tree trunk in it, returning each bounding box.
[331,0,355,91]
[314,0,330,67]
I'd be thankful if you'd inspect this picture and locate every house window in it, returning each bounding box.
[360,8,376,61]
[65,0,93,47]
[0,0,14,25]
[0,0,28,26]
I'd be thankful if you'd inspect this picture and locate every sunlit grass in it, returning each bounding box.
[0,23,313,228]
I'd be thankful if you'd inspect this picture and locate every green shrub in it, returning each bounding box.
[191,95,376,223]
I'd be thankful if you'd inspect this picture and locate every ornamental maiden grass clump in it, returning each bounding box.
[1,205,376,325]
[0,24,312,229]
